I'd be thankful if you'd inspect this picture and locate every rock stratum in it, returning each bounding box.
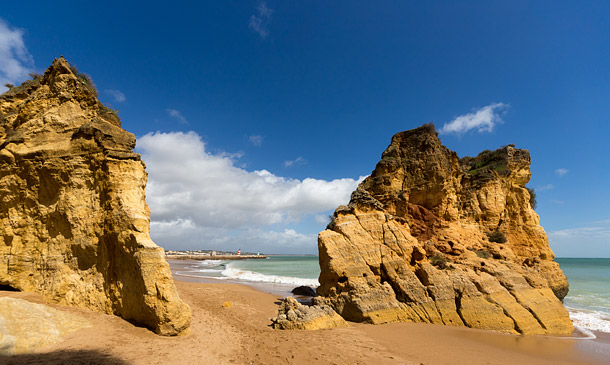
[0,57,190,336]
[318,124,573,335]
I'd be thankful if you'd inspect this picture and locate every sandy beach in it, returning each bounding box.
[0,260,606,364]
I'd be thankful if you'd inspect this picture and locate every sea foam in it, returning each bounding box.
[192,260,225,267]
[220,266,319,287]
[569,309,610,333]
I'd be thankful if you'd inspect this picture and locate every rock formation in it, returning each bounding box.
[272,296,348,330]
[0,57,191,336]
[317,124,573,335]
[291,285,317,297]
[0,297,91,355]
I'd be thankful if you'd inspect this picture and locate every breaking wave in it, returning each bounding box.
[568,308,610,334]
[220,265,319,287]
[177,259,319,287]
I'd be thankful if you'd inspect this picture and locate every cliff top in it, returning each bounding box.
[345,123,535,234]
[0,57,135,160]
[1,56,120,129]
[379,123,529,183]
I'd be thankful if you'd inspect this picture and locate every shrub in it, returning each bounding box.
[475,249,492,259]
[430,255,448,269]
[70,63,98,96]
[460,148,511,178]
[487,231,507,243]
[326,215,335,230]
[526,187,537,210]
[422,122,437,135]
[77,73,98,96]
[98,104,119,118]
[2,74,43,97]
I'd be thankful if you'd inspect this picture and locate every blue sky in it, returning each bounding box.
[1,1,609,256]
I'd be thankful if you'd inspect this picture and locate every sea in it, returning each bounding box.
[172,255,320,296]
[556,258,610,335]
[172,256,610,336]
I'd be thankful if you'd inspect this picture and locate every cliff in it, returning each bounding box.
[317,124,573,335]
[0,57,191,336]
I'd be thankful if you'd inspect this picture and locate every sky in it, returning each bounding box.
[1,1,609,256]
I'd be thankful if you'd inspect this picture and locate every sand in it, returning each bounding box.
[1,271,608,364]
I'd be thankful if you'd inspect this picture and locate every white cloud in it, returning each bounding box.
[249,2,273,39]
[551,226,610,240]
[237,228,316,252]
[555,168,569,176]
[0,19,34,93]
[439,103,509,135]
[315,214,330,225]
[105,89,126,103]
[284,156,306,167]
[249,134,264,147]
[537,184,554,192]
[549,221,610,258]
[166,108,188,125]
[137,131,364,252]
[150,218,317,253]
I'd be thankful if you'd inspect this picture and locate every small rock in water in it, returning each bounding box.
[291,286,316,296]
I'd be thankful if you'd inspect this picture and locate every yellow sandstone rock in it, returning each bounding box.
[272,297,349,330]
[317,124,573,335]
[0,57,191,336]
[0,297,91,355]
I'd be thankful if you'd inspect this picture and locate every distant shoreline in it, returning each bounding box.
[164,250,319,260]
[166,254,268,260]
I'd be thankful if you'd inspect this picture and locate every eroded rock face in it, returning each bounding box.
[317,124,573,335]
[0,57,191,336]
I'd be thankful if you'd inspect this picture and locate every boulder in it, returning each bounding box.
[291,285,317,297]
[317,124,573,335]
[0,57,191,336]
[0,297,91,355]
[271,296,348,330]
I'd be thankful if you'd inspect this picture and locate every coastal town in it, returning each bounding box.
[165,249,268,260]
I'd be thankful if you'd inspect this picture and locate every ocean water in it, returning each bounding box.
[556,258,610,334]
[174,255,610,335]
[175,255,320,287]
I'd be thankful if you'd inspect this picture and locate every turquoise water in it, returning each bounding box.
[556,258,610,333]
[175,255,320,287]
[230,255,320,280]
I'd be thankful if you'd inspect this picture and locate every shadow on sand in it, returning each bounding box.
[0,350,128,364]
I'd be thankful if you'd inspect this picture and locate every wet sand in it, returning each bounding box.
[0,261,608,364]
